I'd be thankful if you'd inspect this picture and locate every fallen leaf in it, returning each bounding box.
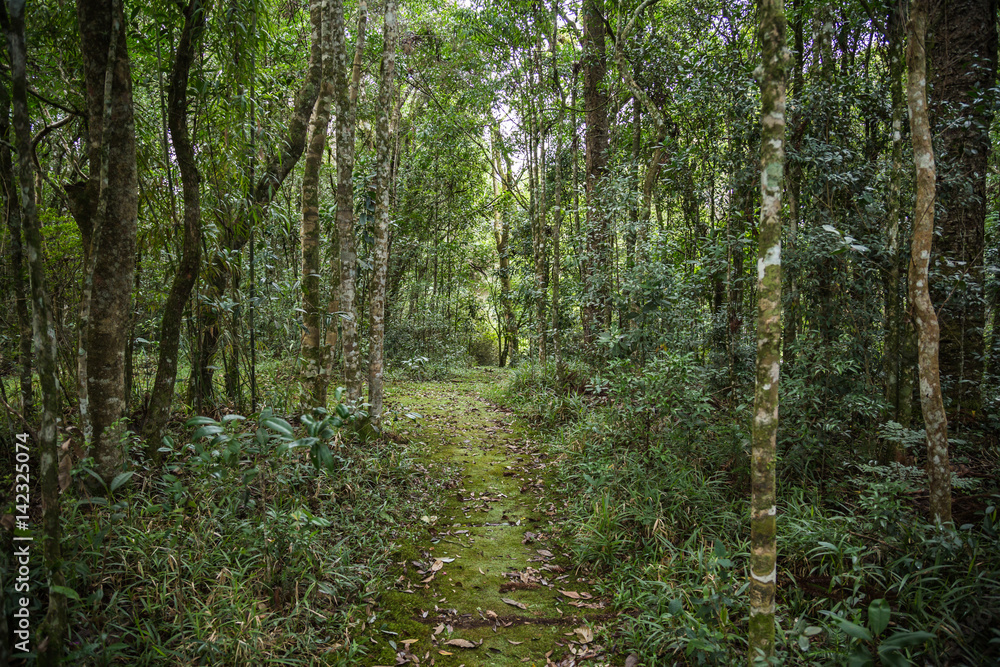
[445,638,477,648]
[625,654,640,667]
[536,549,554,558]
[507,639,524,645]
[501,597,527,610]
[433,623,445,635]
[573,626,593,643]
[402,639,419,646]
[438,650,453,655]
[559,589,581,599]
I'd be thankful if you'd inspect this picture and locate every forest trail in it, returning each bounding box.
[361,370,615,666]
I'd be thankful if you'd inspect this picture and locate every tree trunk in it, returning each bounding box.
[71,0,139,485]
[906,0,952,526]
[749,0,786,661]
[927,0,997,419]
[333,0,367,402]
[369,0,398,422]
[491,128,517,367]
[300,0,335,409]
[581,0,609,347]
[4,2,67,660]
[142,0,206,453]
[0,79,32,416]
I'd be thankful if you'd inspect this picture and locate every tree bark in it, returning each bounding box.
[581,0,609,347]
[749,0,787,661]
[927,0,997,419]
[906,0,952,526]
[0,77,32,416]
[301,0,335,408]
[333,0,367,402]
[142,0,206,453]
[71,0,138,485]
[369,0,397,422]
[4,1,67,660]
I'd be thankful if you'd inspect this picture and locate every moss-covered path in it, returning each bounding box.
[360,371,613,666]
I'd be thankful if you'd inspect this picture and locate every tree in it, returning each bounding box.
[369,0,398,422]
[142,0,207,452]
[927,0,998,419]
[301,0,335,408]
[69,0,139,485]
[749,0,787,660]
[332,0,367,403]
[4,0,67,659]
[906,0,952,526]
[580,0,610,347]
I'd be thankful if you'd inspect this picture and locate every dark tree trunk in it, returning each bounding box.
[71,0,139,485]
[0,79,32,416]
[927,0,998,419]
[143,0,206,453]
[581,0,609,347]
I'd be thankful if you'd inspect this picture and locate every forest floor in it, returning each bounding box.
[360,369,621,667]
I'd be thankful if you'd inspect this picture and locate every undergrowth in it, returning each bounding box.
[6,399,424,666]
[494,354,1000,666]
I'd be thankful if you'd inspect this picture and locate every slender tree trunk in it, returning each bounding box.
[749,0,786,661]
[491,129,517,366]
[581,0,609,347]
[300,0,335,408]
[70,0,138,485]
[333,0,367,402]
[927,0,997,419]
[906,0,952,526]
[0,80,32,416]
[4,2,67,660]
[369,0,397,422]
[143,0,206,453]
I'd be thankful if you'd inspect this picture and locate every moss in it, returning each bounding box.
[354,372,610,665]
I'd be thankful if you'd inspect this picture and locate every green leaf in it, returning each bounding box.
[222,414,246,423]
[262,417,295,438]
[878,631,935,653]
[803,626,823,637]
[868,599,891,636]
[185,416,218,427]
[110,471,134,493]
[51,585,81,601]
[836,618,873,642]
[191,425,224,440]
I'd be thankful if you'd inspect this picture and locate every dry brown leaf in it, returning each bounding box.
[536,549,554,558]
[501,597,527,610]
[444,638,477,648]
[401,639,419,645]
[438,650,453,655]
[558,589,580,599]
[433,623,445,635]
[573,626,593,643]
[507,639,524,645]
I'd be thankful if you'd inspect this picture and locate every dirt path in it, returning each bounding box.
[360,371,613,666]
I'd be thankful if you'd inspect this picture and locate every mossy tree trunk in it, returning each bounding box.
[906,0,952,526]
[71,0,138,485]
[4,1,67,660]
[749,0,787,661]
[143,0,206,453]
[300,0,335,409]
[369,0,397,422]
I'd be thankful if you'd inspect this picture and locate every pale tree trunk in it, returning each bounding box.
[533,109,548,365]
[4,1,67,660]
[581,0,609,347]
[70,0,138,486]
[0,81,32,416]
[142,0,205,453]
[333,0,367,402]
[491,128,517,366]
[301,0,335,408]
[369,0,398,422]
[906,0,952,526]
[749,0,787,661]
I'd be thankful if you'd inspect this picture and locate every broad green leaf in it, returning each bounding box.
[836,618,873,642]
[185,416,218,427]
[868,599,891,636]
[51,585,81,601]
[262,417,295,438]
[878,631,935,653]
[110,471,134,493]
[191,425,224,440]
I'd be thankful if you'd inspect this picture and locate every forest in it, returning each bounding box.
[1,0,999,664]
